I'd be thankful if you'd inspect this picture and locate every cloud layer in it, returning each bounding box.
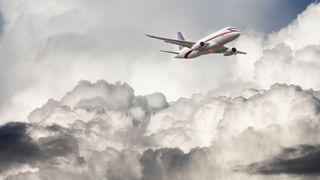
[0,0,315,122]
[234,3,320,90]
[0,1,320,180]
[0,80,320,179]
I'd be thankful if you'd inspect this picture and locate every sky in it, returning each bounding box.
[0,0,316,122]
[1,0,320,179]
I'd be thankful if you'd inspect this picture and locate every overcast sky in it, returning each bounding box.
[0,0,316,120]
[2,1,320,179]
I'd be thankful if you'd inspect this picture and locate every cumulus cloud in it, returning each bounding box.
[1,1,320,180]
[247,145,320,175]
[0,80,319,179]
[0,0,314,122]
[234,3,320,90]
[0,122,84,179]
[0,122,38,170]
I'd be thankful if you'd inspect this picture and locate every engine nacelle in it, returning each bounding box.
[191,41,209,50]
[223,47,237,56]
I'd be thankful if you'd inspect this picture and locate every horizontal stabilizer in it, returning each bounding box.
[160,50,179,54]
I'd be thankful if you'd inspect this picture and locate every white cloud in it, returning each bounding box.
[1,1,320,179]
[2,80,320,179]
[233,3,320,91]
[0,0,313,123]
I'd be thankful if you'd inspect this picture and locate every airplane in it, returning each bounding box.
[146,27,247,59]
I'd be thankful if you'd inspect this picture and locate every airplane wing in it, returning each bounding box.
[236,51,247,55]
[146,34,195,48]
[160,50,179,54]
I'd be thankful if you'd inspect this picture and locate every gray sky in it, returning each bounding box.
[2,1,320,179]
[0,0,316,121]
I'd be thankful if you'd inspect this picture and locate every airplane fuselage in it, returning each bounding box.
[175,27,240,59]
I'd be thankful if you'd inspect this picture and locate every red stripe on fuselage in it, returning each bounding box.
[203,30,239,43]
[184,50,193,58]
[182,29,239,58]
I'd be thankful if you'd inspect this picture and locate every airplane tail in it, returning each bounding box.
[177,32,185,50]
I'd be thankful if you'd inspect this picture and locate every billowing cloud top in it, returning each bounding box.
[1,81,320,179]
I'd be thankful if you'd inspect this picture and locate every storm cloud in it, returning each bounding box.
[0,122,83,178]
[0,80,319,179]
[248,145,320,175]
[0,122,38,170]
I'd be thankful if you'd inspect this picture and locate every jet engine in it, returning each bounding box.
[191,41,209,50]
[223,47,237,56]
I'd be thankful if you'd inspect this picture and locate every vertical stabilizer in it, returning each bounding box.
[177,32,185,50]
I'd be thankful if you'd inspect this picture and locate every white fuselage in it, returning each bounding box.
[175,27,240,59]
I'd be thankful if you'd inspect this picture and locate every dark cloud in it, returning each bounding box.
[0,122,39,171]
[140,147,214,180]
[247,145,320,175]
[0,122,81,175]
[2,81,320,179]
[38,134,79,160]
[140,148,188,180]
